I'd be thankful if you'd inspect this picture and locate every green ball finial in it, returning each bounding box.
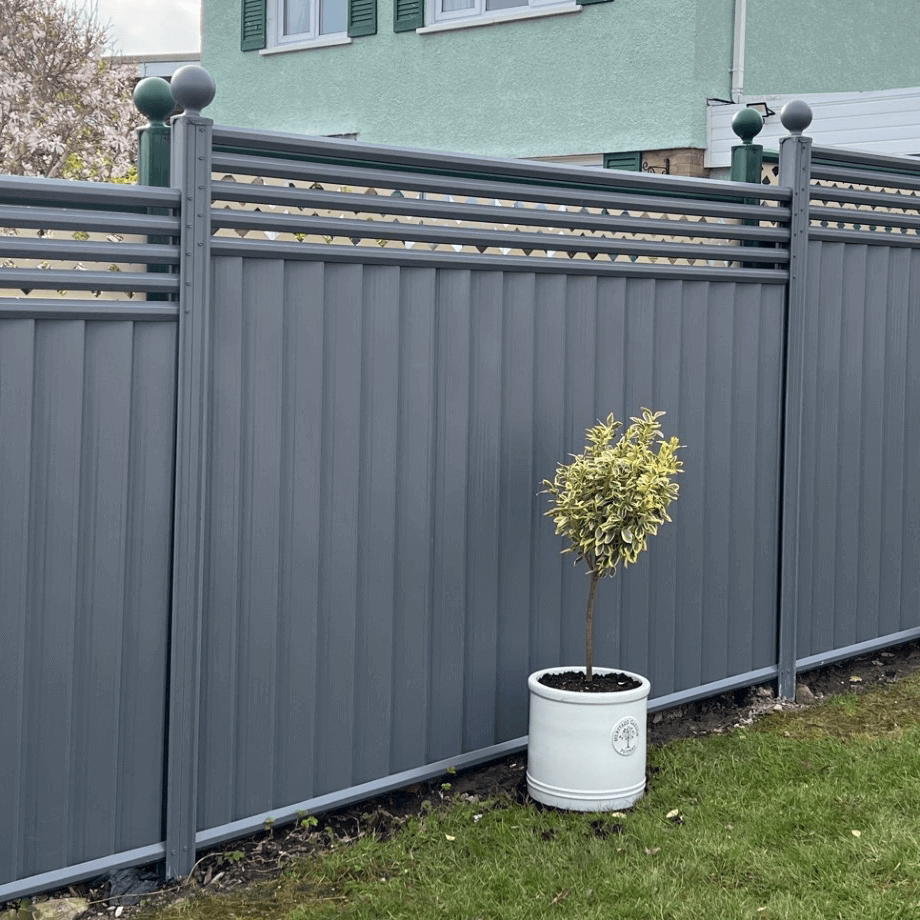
[133,77,176,126]
[731,107,764,145]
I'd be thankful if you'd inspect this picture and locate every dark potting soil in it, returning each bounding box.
[538,670,643,693]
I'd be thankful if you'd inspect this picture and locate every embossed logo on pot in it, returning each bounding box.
[611,716,640,756]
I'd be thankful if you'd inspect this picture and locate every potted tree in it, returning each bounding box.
[527,409,683,811]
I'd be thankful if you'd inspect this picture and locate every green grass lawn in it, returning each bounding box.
[140,674,920,920]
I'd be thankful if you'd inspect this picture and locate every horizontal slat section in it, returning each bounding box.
[209,238,790,282]
[810,164,920,192]
[0,239,180,265]
[808,227,920,248]
[0,174,180,210]
[809,184,920,211]
[212,211,788,263]
[212,153,791,223]
[211,180,790,243]
[810,144,920,179]
[0,269,179,294]
[810,206,920,232]
[0,205,180,236]
[212,124,791,202]
[0,299,179,320]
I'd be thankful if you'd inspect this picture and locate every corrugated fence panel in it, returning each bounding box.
[796,241,920,660]
[0,315,176,885]
[196,255,785,833]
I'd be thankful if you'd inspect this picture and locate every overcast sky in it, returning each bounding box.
[69,0,201,55]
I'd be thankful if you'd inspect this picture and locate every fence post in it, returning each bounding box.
[163,65,216,881]
[134,77,175,187]
[134,78,175,302]
[731,107,764,266]
[776,100,813,700]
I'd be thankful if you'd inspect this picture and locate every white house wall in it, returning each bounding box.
[707,87,920,169]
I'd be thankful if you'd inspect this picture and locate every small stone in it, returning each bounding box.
[795,683,816,704]
[31,899,89,920]
[772,704,783,712]
[652,712,663,724]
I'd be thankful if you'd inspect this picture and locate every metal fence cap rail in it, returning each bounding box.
[0,298,180,320]
[211,236,790,282]
[0,267,179,294]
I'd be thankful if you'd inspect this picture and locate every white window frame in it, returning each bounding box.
[262,0,350,53]
[425,0,578,31]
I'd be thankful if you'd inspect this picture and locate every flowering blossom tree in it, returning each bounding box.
[0,0,142,180]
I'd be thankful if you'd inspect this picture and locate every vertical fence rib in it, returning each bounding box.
[164,88,214,879]
[777,104,814,699]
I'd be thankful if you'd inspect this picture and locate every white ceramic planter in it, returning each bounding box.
[527,666,651,811]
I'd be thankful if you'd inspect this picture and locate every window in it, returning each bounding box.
[603,151,642,171]
[275,0,347,43]
[241,0,376,51]
[435,0,566,24]
[394,0,609,33]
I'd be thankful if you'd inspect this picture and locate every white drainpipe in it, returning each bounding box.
[731,0,747,103]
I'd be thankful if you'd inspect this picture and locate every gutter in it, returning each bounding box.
[731,0,747,103]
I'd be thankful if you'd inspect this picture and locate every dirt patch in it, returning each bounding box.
[8,639,920,920]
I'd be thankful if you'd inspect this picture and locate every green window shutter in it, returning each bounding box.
[394,0,423,32]
[604,151,642,171]
[241,0,267,50]
[349,0,377,36]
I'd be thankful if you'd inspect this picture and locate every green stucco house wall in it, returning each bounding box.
[201,0,920,170]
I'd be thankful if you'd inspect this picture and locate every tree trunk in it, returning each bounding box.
[585,567,600,681]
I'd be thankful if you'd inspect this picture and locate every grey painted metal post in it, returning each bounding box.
[164,65,216,881]
[776,100,813,700]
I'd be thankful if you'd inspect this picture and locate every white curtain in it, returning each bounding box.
[284,0,311,34]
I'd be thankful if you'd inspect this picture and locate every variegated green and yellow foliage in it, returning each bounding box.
[543,409,682,577]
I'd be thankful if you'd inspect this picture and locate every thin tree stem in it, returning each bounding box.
[585,568,600,681]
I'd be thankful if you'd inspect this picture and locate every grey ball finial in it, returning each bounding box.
[780,100,813,136]
[170,65,216,117]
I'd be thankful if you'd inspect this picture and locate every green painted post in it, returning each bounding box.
[730,107,765,266]
[730,107,765,187]
[134,77,176,187]
[133,77,176,300]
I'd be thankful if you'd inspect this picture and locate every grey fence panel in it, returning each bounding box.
[0,313,177,887]
[18,98,920,897]
[795,240,920,662]
[194,250,785,836]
